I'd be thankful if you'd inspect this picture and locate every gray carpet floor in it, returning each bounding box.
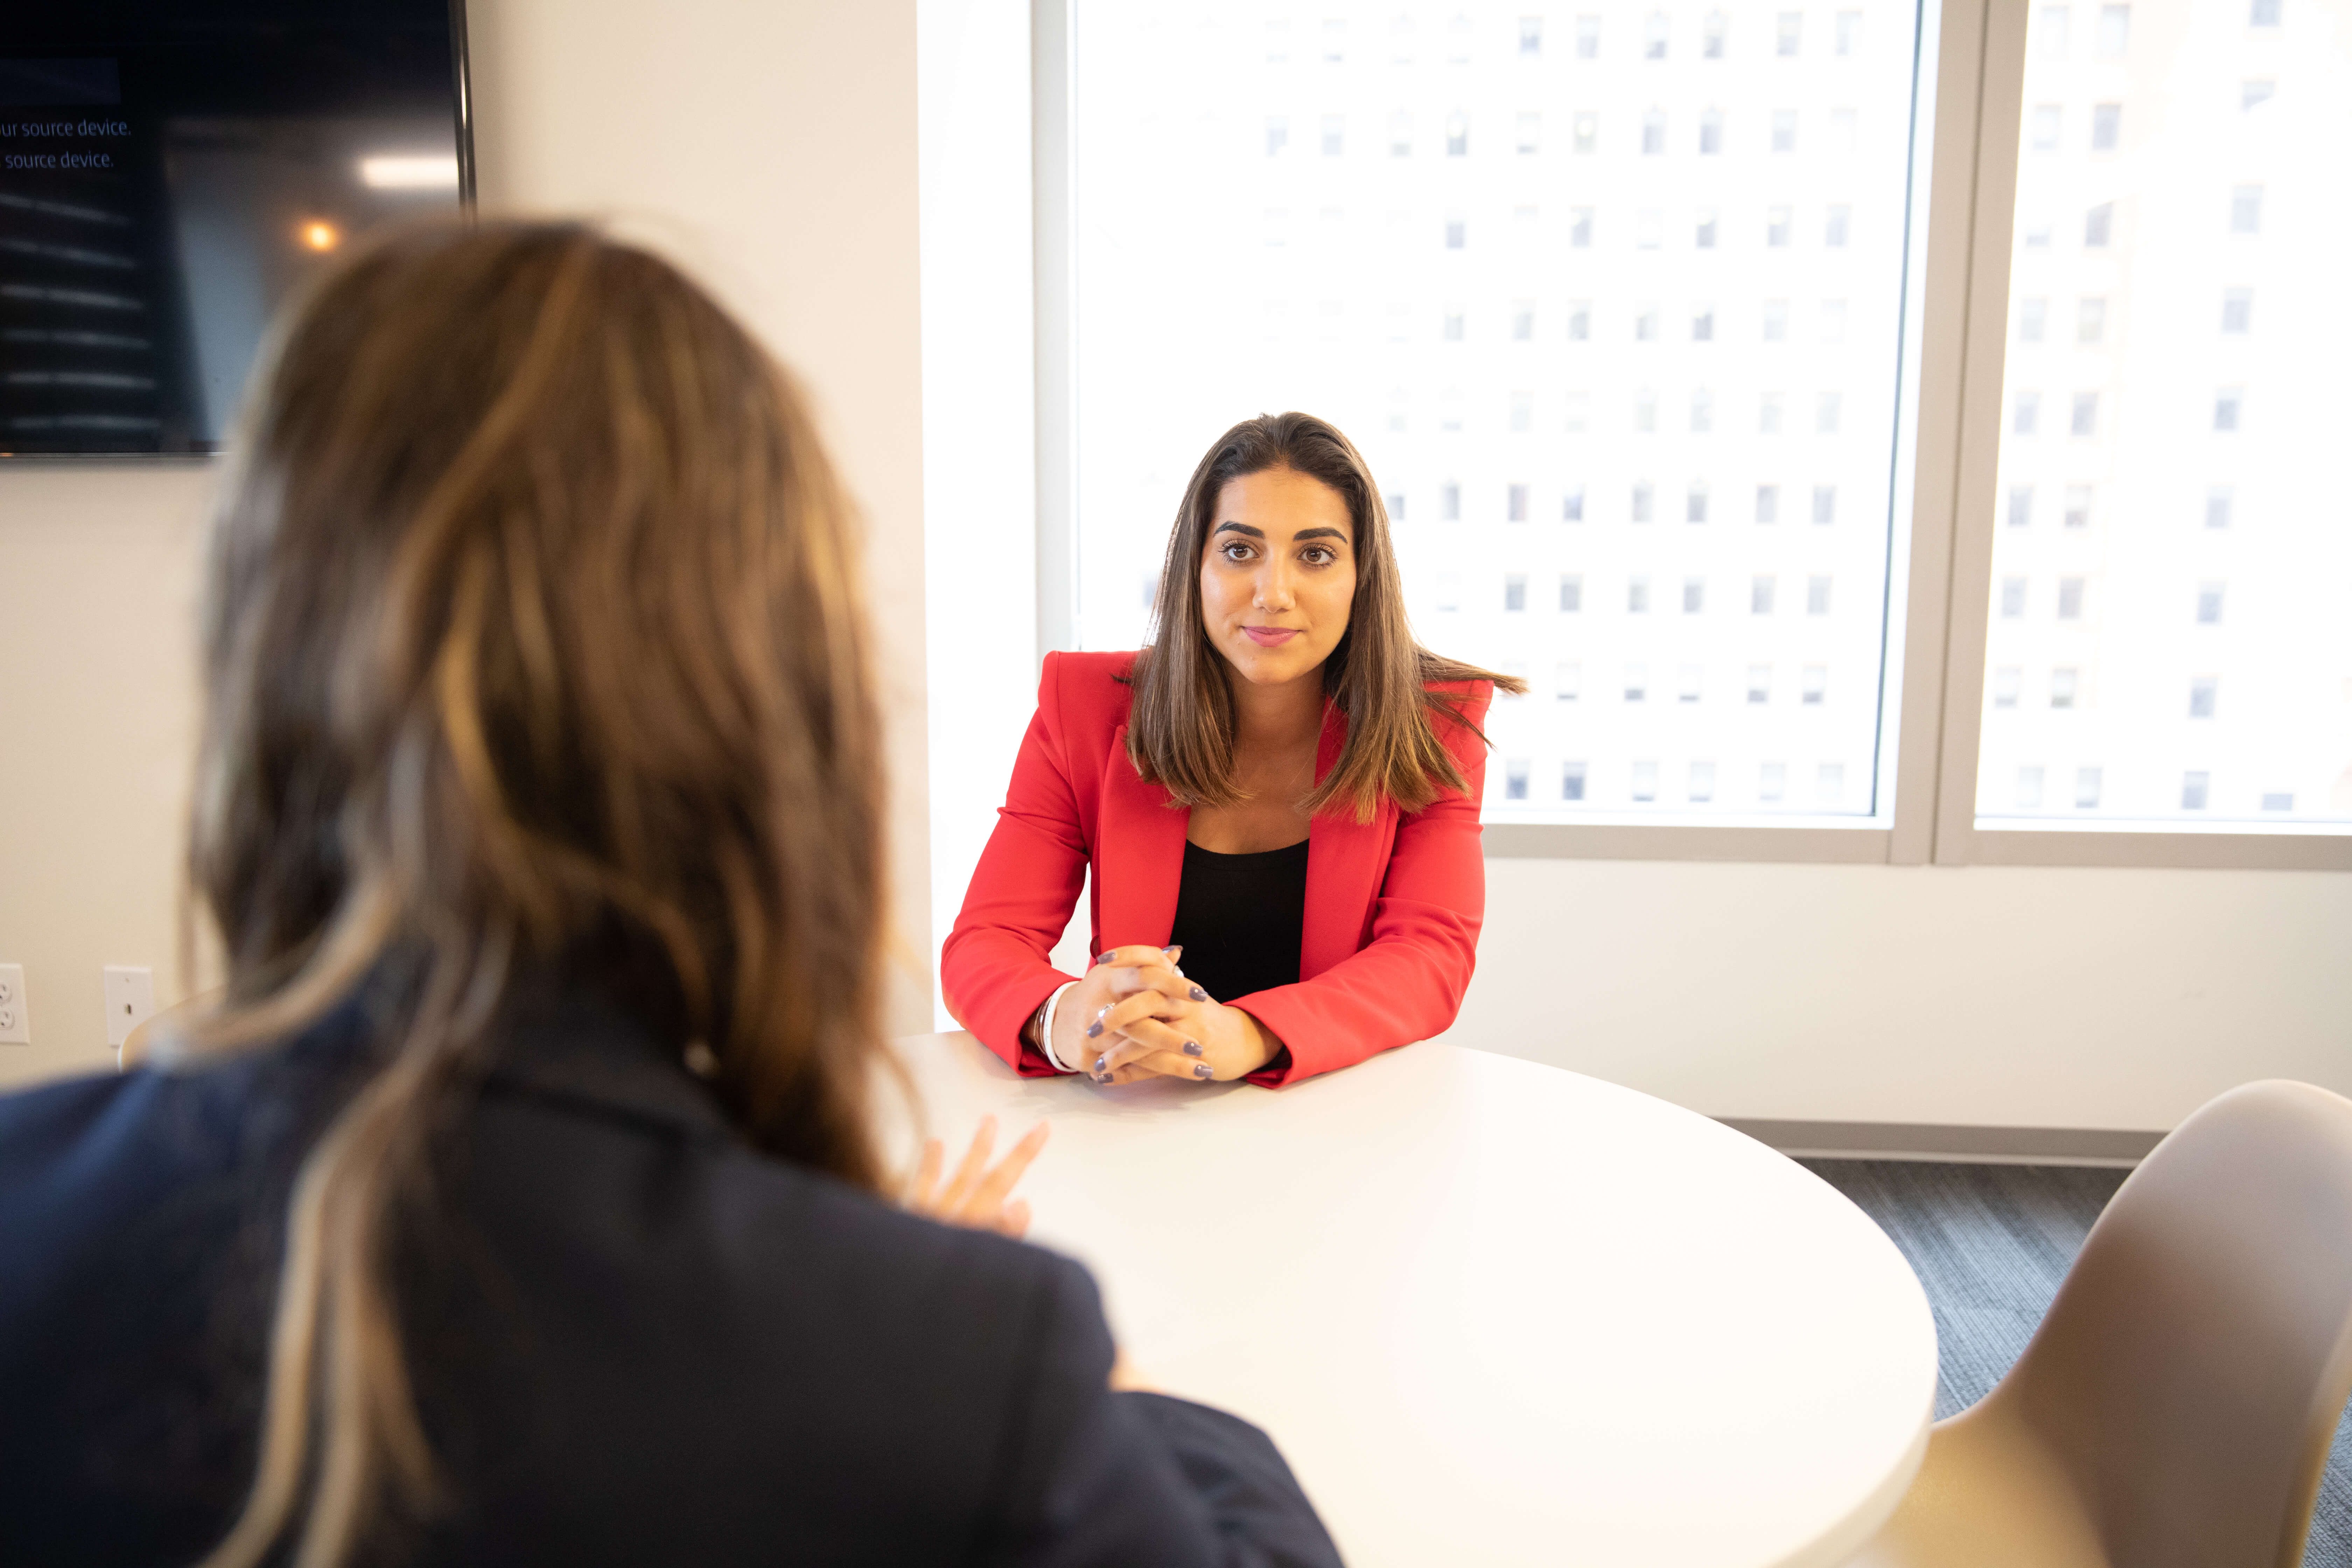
[1800,1158,2351,1567]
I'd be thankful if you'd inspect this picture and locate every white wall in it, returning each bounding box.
[1449,859,2352,1131]
[0,0,936,1088]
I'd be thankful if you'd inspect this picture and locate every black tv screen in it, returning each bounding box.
[1,2,471,456]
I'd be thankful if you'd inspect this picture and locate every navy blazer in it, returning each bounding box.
[0,990,1342,1567]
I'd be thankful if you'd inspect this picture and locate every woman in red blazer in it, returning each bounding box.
[943,413,1523,1089]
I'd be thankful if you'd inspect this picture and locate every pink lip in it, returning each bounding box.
[1243,626,1303,646]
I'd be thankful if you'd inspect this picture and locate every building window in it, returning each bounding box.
[1642,109,1667,154]
[1266,117,1289,156]
[2085,202,2114,247]
[1505,573,1527,612]
[2250,0,2282,23]
[2091,102,2121,152]
[2057,576,2085,620]
[1625,663,1649,701]
[2189,676,2218,718]
[1700,109,1724,154]
[2095,4,2130,57]
[1509,391,1533,432]
[1837,10,1862,55]
[2182,771,2210,810]
[1519,15,1544,56]
[1683,577,1706,613]
[1441,481,1461,520]
[1993,666,2021,708]
[1446,112,1469,156]
[2020,297,2048,342]
[2077,296,2106,343]
[1567,300,1591,341]
[1817,392,1842,434]
[1322,115,1345,156]
[2221,288,2252,335]
[1389,111,1413,156]
[1444,216,1466,249]
[1631,761,1659,800]
[1680,665,1704,703]
[1559,573,1583,612]
[1760,762,1787,802]
[1825,206,1852,247]
[1704,11,1728,58]
[1767,206,1793,247]
[1804,665,1828,705]
[1696,210,1719,248]
[1516,112,1541,155]
[1574,112,1598,153]
[1812,485,1837,526]
[1570,206,1594,246]
[1631,482,1654,523]
[1507,482,1530,520]
[1563,486,1587,522]
[2231,184,2263,233]
[1562,760,1588,799]
[1692,306,1715,342]
[1807,575,1833,615]
[1752,575,1777,615]
[2242,77,2275,108]
[1816,761,1844,803]
[1757,484,1780,525]
[2214,387,2243,432]
[2205,487,2233,530]
[2008,486,2033,528]
[2051,667,2078,708]
[2031,105,2062,151]
[1764,299,1790,341]
[1577,14,1601,59]
[2014,391,2040,435]
[1556,662,1582,700]
[2001,576,2028,618]
[1748,664,1771,703]
[1772,110,1798,153]
[2064,486,2092,529]
[1687,484,1710,523]
[1628,577,1651,614]
[2071,391,2099,436]
[1689,761,1716,801]
[2076,767,2102,808]
[1777,12,1802,55]
[2016,765,2045,808]
[1506,759,1530,800]
[1645,10,1670,59]
[2197,582,2225,624]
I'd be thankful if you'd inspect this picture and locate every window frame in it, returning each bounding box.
[1028,0,2352,873]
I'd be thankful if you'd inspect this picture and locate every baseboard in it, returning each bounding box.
[1719,1117,2164,1169]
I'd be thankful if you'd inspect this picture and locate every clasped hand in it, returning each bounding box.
[1055,945,1278,1086]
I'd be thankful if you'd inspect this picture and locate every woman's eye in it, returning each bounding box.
[1303,546,1335,565]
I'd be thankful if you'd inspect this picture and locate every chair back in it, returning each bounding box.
[1989,1079,2352,1568]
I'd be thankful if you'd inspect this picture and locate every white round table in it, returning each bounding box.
[889,1034,1937,1568]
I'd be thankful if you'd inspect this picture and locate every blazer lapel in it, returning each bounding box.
[1302,702,1396,981]
[1096,723,1189,950]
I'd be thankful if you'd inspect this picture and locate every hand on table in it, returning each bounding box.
[905,1115,1048,1238]
[1074,945,1281,1086]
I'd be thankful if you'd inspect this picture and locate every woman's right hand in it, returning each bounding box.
[1048,945,1183,1079]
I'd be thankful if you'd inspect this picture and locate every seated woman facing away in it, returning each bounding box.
[0,224,1340,1568]
[944,413,1522,1088]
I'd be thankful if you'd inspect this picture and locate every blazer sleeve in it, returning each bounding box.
[982,1253,1344,1568]
[1234,685,1493,1087]
[941,654,1091,1074]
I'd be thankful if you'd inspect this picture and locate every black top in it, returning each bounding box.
[1166,838,1311,1005]
[0,987,1343,1567]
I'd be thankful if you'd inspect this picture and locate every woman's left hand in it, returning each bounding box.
[1081,969,1279,1085]
[905,1115,1049,1236]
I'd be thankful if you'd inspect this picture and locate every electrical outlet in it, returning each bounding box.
[103,966,155,1048]
[0,964,29,1044]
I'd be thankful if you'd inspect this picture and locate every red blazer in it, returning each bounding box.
[941,650,1493,1086]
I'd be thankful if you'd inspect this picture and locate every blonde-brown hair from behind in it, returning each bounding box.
[1126,411,1527,824]
[175,220,889,1567]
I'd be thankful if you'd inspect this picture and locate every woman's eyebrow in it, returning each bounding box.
[1212,521,1264,538]
[1294,526,1348,542]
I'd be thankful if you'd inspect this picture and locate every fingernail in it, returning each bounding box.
[1086,1021,1102,1037]
[1183,1040,1203,1056]
[1094,1055,1107,1074]
[1192,1063,1213,1079]
[1189,986,1207,1001]
[1162,945,1179,955]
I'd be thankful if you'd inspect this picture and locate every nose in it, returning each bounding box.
[1253,556,1297,612]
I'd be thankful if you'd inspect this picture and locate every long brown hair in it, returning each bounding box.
[175,221,888,1566]
[1126,411,1525,823]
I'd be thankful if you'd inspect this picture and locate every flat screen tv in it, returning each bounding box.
[1,2,472,456]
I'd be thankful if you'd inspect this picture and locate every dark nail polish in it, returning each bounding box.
[1162,945,1177,954]
[1094,1055,1107,1074]
[1183,1040,1203,1056]
[1086,1021,1102,1037]
[1189,986,1207,1002]
[1192,1063,1213,1079]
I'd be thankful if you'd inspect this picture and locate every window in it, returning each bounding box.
[2250,0,2281,25]
[2242,78,2275,108]
[2017,766,2045,808]
[1759,762,1787,802]
[2189,677,2218,718]
[1556,662,1582,700]
[1048,0,2352,849]
[2182,771,2210,811]
[2076,767,2103,808]
[1993,666,2021,708]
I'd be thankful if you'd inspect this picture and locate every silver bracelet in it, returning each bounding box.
[1036,981,1081,1073]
